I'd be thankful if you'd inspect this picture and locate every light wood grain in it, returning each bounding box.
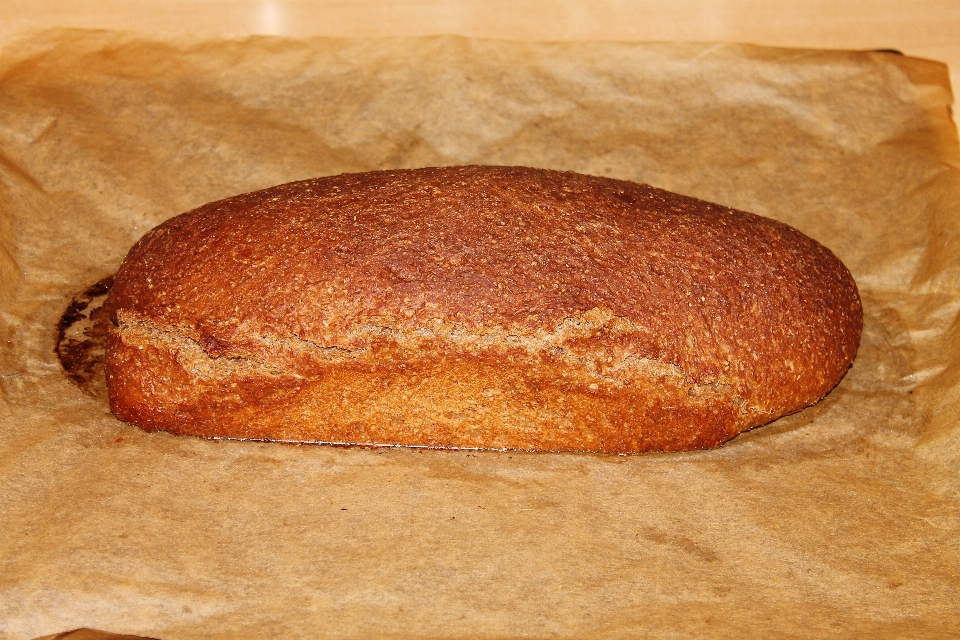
[2,1,957,104]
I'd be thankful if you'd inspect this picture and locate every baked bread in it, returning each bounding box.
[105,166,862,453]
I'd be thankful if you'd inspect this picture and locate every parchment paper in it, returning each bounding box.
[1,30,959,639]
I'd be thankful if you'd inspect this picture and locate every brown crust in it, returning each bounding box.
[105,166,862,453]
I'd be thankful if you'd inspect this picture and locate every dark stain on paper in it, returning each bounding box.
[55,275,114,402]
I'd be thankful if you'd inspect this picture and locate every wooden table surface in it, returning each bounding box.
[2,0,958,113]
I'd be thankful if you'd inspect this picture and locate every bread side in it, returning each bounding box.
[105,166,863,452]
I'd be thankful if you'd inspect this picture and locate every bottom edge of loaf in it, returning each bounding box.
[128,431,772,454]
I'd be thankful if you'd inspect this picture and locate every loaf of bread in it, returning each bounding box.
[105,166,862,453]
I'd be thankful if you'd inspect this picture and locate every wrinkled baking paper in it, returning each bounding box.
[1,30,958,639]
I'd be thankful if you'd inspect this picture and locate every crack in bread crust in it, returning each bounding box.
[107,312,758,453]
[114,308,749,395]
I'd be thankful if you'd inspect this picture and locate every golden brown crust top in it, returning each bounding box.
[109,166,862,417]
